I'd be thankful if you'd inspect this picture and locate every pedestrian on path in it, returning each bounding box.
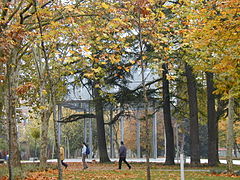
[118,141,131,170]
[82,142,88,170]
[60,146,68,169]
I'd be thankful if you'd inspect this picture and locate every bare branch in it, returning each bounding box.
[58,113,95,123]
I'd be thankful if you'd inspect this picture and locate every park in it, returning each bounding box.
[0,0,239,179]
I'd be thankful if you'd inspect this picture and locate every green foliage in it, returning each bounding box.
[30,128,40,140]
[0,138,7,151]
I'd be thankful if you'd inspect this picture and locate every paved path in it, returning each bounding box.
[21,157,240,165]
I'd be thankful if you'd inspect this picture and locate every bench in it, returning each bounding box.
[29,157,38,161]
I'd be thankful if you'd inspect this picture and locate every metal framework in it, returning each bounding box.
[57,99,160,159]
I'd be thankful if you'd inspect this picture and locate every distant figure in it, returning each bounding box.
[82,142,88,170]
[0,151,3,164]
[118,141,131,170]
[60,146,68,169]
[5,154,9,161]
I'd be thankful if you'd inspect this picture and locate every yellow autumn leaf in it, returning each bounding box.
[101,2,109,9]
[148,0,156,4]
[117,66,122,69]
[129,60,135,64]
[84,72,94,78]
[42,89,47,95]
[124,67,130,72]
[110,58,120,63]
[156,10,165,18]
[83,46,89,52]
[85,54,93,59]
[92,67,102,73]
[39,106,47,110]
[166,74,176,80]
[95,84,100,88]
[69,50,75,54]
[112,18,121,22]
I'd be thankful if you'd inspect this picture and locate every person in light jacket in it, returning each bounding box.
[118,141,131,169]
[82,142,88,169]
[60,146,68,169]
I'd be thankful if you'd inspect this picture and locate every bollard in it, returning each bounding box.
[180,153,185,180]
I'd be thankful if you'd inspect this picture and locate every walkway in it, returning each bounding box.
[21,157,240,165]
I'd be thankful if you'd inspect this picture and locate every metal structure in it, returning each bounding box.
[57,99,161,159]
[57,100,94,159]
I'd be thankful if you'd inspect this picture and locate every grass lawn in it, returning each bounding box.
[0,162,240,179]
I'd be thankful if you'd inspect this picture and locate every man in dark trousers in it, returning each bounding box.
[118,141,131,169]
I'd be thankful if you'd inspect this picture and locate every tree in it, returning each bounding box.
[226,91,234,172]
[93,85,111,162]
[178,0,239,170]
[206,72,219,166]
[162,63,175,165]
[0,1,29,178]
[30,128,40,158]
[185,63,200,165]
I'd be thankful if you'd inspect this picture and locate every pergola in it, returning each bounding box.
[57,99,160,159]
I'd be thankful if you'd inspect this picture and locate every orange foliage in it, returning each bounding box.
[16,82,35,95]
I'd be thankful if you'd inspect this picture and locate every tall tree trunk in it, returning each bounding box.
[0,81,4,119]
[8,54,21,167]
[0,52,5,136]
[206,72,218,166]
[39,110,52,167]
[162,63,175,165]
[52,96,62,179]
[216,97,226,163]
[35,2,62,177]
[137,8,151,179]
[32,47,53,168]
[6,54,21,180]
[93,85,110,163]
[226,91,234,172]
[185,63,200,165]
[6,60,14,180]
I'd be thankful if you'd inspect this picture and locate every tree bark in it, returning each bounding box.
[39,109,52,167]
[32,47,53,168]
[137,8,151,179]
[185,63,200,165]
[93,85,110,163]
[6,61,14,180]
[6,52,22,180]
[206,72,218,166]
[162,63,175,165]
[0,81,4,120]
[216,97,226,163]
[226,91,234,172]
[7,53,21,168]
[35,3,62,177]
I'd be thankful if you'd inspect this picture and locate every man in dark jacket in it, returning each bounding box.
[118,141,131,169]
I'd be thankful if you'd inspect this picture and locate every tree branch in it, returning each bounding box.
[58,113,95,123]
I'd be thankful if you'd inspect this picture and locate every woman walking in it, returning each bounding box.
[82,142,88,170]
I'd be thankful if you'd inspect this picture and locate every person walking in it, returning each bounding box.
[82,142,88,170]
[60,146,68,169]
[118,141,131,170]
